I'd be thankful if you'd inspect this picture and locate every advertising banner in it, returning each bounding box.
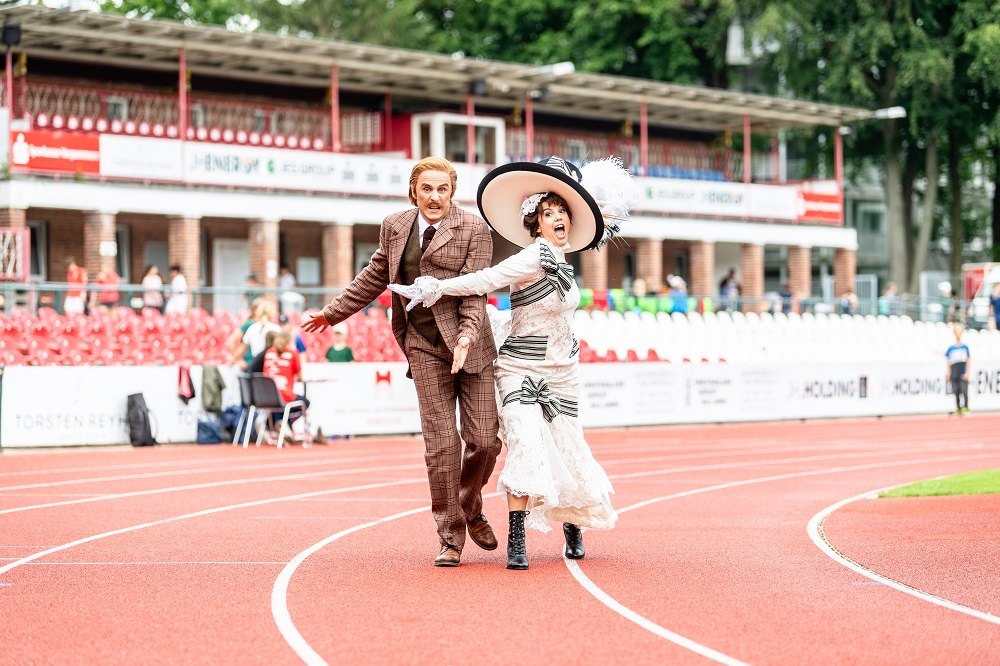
[9,130,100,175]
[100,134,184,181]
[4,128,842,224]
[5,360,994,448]
[639,178,843,225]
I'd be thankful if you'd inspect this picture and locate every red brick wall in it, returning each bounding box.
[168,216,201,288]
[581,249,609,290]
[739,243,764,312]
[32,208,85,281]
[689,241,715,298]
[322,224,354,289]
[247,218,278,291]
[834,248,856,298]
[120,213,169,282]
[787,245,812,299]
[637,238,664,293]
[82,212,116,275]
[0,208,26,228]
[279,220,322,284]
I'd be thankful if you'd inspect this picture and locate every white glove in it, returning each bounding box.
[387,275,444,311]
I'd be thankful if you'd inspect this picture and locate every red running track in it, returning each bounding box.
[1,414,999,664]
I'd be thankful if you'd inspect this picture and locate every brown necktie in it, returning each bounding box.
[422,225,436,251]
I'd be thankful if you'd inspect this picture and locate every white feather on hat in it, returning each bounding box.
[580,156,641,249]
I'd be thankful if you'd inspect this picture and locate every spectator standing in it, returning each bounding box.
[165,264,189,315]
[278,264,305,313]
[989,283,1000,331]
[668,275,689,313]
[719,268,740,311]
[141,264,165,313]
[64,256,87,315]
[325,322,355,362]
[945,323,971,415]
[779,282,794,313]
[90,266,121,312]
[839,289,859,316]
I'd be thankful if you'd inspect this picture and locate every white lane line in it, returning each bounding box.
[560,451,1000,664]
[0,477,427,578]
[16,560,290,566]
[564,559,749,666]
[271,504,432,666]
[807,486,1000,625]
[0,450,417,492]
[269,448,1000,665]
[0,462,426,516]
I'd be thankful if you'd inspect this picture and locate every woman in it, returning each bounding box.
[141,264,164,313]
[391,156,637,570]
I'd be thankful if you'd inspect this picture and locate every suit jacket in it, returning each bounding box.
[321,204,498,374]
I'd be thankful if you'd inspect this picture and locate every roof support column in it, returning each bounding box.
[330,65,341,152]
[167,215,200,309]
[383,94,392,152]
[640,101,648,176]
[178,47,187,142]
[83,211,117,277]
[466,94,475,164]
[248,217,279,304]
[525,97,534,162]
[834,248,856,302]
[322,222,354,290]
[636,238,663,294]
[834,127,844,223]
[740,243,764,312]
[5,46,12,165]
[689,241,715,302]
[580,249,608,291]
[787,246,812,305]
[743,113,751,184]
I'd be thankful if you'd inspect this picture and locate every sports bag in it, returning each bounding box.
[126,393,158,446]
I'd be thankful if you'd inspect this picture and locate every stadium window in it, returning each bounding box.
[114,225,130,282]
[27,220,46,280]
[107,96,129,121]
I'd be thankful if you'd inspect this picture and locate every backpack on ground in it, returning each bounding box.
[126,393,158,446]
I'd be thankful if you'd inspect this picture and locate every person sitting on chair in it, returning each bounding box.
[262,330,310,443]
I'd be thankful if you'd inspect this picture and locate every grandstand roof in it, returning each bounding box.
[1,4,874,133]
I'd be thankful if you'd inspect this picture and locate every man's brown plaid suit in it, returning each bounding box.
[320,204,501,551]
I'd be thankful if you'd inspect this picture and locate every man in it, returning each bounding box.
[303,157,501,567]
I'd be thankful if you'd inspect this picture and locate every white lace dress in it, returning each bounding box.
[422,238,616,533]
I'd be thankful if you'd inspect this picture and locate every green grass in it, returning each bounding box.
[880,469,1000,498]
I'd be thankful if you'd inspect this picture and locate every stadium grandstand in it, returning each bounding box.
[0,5,996,448]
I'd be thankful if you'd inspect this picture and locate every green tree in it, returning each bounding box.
[750,1,998,291]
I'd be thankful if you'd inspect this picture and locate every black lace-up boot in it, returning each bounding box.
[563,523,585,559]
[506,510,529,570]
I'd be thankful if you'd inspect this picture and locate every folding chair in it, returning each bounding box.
[233,374,256,448]
[249,373,308,449]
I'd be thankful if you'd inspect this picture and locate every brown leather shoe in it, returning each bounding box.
[467,514,499,551]
[433,545,461,567]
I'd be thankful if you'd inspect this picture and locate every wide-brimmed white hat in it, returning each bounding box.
[476,157,606,253]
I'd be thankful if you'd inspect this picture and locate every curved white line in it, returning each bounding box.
[0,450,417,492]
[0,463,425,516]
[563,559,749,666]
[0,477,426,577]
[807,486,1000,625]
[272,450,998,664]
[559,451,1000,664]
[271,505,432,666]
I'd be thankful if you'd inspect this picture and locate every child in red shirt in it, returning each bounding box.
[262,331,310,425]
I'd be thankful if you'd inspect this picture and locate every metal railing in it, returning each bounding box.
[0,281,985,328]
